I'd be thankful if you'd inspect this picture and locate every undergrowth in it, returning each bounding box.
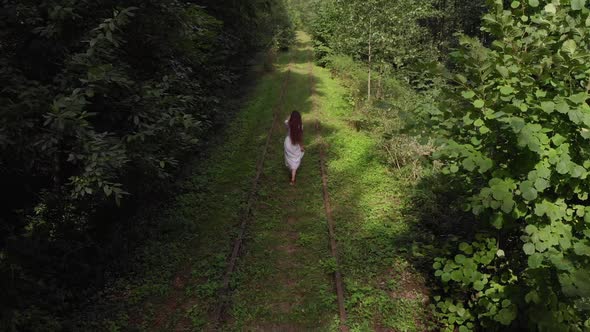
[315,51,439,331]
[70,48,295,331]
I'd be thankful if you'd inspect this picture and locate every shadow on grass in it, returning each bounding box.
[304,65,449,331]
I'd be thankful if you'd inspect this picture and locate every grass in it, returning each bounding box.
[312,45,434,331]
[225,32,336,331]
[75,31,436,331]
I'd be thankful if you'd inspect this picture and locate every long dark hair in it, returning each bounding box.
[289,111,303,145]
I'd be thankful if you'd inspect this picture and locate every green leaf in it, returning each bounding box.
[540,101,555,114]
[556,101,569,114]
[551,134,566,146]
[478,158,493,173]
[570,164,586,178]
[544,3,556,14]
[462,91,476,99]
[511,1,521,8]
[567,109,584,124]
[451,270,463,281]
[456,74,467,84]
[442,272,451,282]
[496,65,509,77]
[500,85,515,95]
[525,224,538,234]
[571,0,586,10]
[534,178,549,191]
[455,254,467,264]
[474,280,485,291]
[559,237,572,249]
[497,307,517,325]
[473,99,485,108]
[528,0,539,7]
[535,202,547,216]
[562,40,577,54]
[491,213,504,229]
[459,242,473,254]
[463,158,476,171]
[525,290,541,303]
[528,253,543,268]
[573,242,590,256]
[551,253,573,271]
[523,243,536,255]
[451,270,463,282]
[501,198,515,213]
[520,180,538,201]
[569,93,587,104]
[557,160,570,175]
[509,117,525,133]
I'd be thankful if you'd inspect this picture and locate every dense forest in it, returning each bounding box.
[0,0,293,330]
[2,0,590,331]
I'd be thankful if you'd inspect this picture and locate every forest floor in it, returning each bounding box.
[84,32,434,332]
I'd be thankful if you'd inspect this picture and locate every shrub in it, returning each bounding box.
[430,0,590,330]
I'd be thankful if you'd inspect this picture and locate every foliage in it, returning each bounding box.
[322,54,437,178]
[310,0,438,69]
[426,0,489,51]
[0,0,292,329]
[284,0,321,28]
[428,0,590,330]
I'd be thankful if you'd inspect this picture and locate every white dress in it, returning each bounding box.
[284,120,304,171]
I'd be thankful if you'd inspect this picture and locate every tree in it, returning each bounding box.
[311,0,438,101]
[0,0,294,329]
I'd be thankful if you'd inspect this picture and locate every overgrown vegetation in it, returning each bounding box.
[0,0,293,329]
[5,0,590,330]
[429,1,590,330]
[311,0,590,331]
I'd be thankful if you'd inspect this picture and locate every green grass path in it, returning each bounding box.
[226,34,336,331]
[92,32,433,332]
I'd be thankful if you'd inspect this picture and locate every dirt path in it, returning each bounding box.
[211,58,294,328]
[221,33,339,330]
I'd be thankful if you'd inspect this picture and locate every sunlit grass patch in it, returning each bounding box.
[312,56,433,330]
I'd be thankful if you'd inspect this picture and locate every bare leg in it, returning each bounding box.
[290,169,297,185]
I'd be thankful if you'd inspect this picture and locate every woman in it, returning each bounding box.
[284,111,304,185]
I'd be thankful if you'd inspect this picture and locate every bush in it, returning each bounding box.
[429,0,590,330]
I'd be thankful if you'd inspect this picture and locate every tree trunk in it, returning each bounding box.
[367,21,372,103]
[377,63,383,99]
